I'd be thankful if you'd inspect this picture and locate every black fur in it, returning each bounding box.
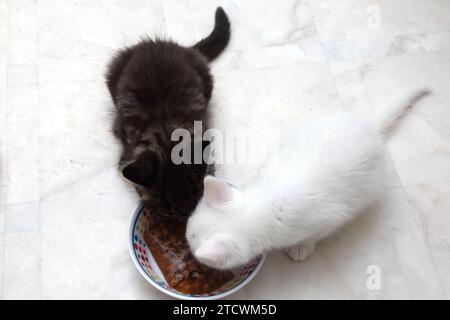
[193,7,231,61]
[105,7,230,216]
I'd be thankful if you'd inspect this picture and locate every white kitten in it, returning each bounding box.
[186,87,430,270]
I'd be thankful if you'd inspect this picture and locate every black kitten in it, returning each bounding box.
[106,7,230,216]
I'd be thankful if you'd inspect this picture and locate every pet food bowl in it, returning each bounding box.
[129,202,265,300]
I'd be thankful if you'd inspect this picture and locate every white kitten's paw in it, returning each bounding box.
[286,242,316,262]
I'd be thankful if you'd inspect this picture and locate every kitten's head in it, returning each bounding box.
[121,150,207,216]
[186,176,253,270]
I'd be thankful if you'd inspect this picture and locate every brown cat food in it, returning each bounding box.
[143,208,234,294]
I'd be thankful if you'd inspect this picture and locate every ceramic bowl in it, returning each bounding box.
[128,202,265,300]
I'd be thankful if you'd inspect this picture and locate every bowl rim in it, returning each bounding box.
[128,202,265,300]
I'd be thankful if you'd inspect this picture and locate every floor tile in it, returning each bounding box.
[404,182,450,298]
[356,52,450,185]
[380,188,445,299]
[0,205,4,235]
[0,234,3,299]
[306,0,346,41]
[41,220,164,299]
[40,191,138,230]
[3,231,41,299]
[7,64,38,87]
[334,0,450,39]
[38,83,131,201]
[37,0,166,64]
[7,0,38,65]
[39,61,106,86]
[5,202,40,233]
[0,0,7,87]
[348,31,450,59]
[322,40,353,62]
[6,86,39,204]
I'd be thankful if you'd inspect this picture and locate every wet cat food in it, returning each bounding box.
[143,207,233,294]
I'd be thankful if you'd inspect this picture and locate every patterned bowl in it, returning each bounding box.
[129,202,265,300]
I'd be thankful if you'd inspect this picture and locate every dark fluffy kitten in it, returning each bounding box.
[106,7,230,216]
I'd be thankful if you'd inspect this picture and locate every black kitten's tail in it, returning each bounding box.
[193,7,231,61]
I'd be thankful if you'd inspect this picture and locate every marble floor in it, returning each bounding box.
[1,0,450,299]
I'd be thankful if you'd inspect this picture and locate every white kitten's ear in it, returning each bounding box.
[204,176,232,206]
[194,234,234,268]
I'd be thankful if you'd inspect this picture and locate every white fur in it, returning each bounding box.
[186,87,430,270]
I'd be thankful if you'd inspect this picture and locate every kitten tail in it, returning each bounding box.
[375,86,431,137]
[193,7,231,61]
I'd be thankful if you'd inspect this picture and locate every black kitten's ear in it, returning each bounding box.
[121,152,159,187]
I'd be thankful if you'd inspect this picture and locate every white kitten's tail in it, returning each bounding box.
[375,87,431,137]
